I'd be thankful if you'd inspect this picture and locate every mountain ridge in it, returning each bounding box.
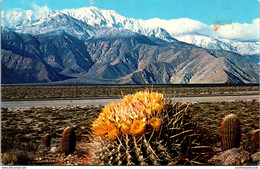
[1,7,259,56]
[1,7,259,84]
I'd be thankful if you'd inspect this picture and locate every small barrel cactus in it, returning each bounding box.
[252,129,260,153]
[220,114,241,151]
[62,127,76,155]
[89,90,212,165]
[44,133,51,147]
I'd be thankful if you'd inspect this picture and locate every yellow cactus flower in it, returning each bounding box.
[148,118,162,131]
[92,90,165,138]
[120,122,130,134]
[102,103,115,116]
[130,119,146,135]
[93,123,108,137]
[107,124,120,140]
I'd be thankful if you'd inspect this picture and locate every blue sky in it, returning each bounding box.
[1,0,259,25]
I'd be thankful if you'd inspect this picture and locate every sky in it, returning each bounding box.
[1,0,259,25]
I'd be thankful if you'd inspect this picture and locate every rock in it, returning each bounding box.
[208,148,252,165]
[50,147,57,153]
[24,119,33,123]
[252,152,260,165]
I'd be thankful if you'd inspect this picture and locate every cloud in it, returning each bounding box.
[89,0,94,4]
[143,18,210,35]
[30,3,50,17]
[142,18,260,41]
[212,19,260,41]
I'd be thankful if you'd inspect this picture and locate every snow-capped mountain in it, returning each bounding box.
[174,34,260,56]
[1,8,55,28]
[61,7,260,56]
[1,9,142,42]
[1,7,259,56]
[1,7,259,84]
[61,7,178,42]
[1,7,177,42]
[2,28,258,84]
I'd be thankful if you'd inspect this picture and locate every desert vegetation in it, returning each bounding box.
[1,84,259,100]
[1,88,259,165]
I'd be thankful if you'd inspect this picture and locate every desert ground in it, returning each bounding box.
[1,84,259,165]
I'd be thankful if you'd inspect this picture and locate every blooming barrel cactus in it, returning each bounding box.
[90,90,212,165]
[92,91,165,139]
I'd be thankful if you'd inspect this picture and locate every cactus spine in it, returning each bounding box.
[44,133,51,147]
[90,90,212,165]
[220,114,241,151]
[62,127,76,155]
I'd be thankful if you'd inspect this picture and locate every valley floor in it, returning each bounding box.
[1,84,259,101]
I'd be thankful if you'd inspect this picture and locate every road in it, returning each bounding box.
[1,94,259,110]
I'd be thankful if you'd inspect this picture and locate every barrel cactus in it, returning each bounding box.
[89,90,212,165]
[44,133,51,147]
[220,114,241,151]
[62,127,76,155]
[252,129,260,153]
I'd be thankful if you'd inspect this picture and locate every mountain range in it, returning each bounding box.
[1,7,259,84]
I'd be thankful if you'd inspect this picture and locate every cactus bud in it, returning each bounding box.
[220,114,241,151]
[62,127,76,155]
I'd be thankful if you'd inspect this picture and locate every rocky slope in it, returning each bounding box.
[1,27,259,84]
[1,7,259,84]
